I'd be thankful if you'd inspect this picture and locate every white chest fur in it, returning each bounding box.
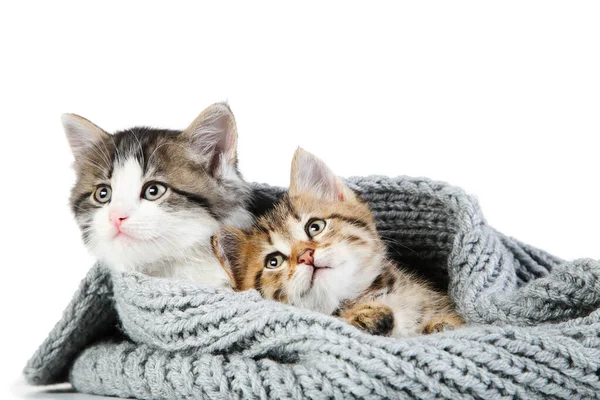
[143,243,232,287]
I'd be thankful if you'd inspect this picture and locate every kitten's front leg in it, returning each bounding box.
[339,301,395,336]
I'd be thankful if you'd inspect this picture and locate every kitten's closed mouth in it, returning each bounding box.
[310,265,332,288]
[113,231,134,241]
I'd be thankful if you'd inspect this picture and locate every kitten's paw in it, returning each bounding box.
[341,301,395,336]
[421,322,452,334]
[420,315,464,335]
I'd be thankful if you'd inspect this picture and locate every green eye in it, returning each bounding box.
[93,185,112,204]
[265,252,286,269]
[143,182,167,201]
[305,219,326,238]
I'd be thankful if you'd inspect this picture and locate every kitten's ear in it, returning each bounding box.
[61,114,108,160]
[212,226,245,290]
[184,102,238,176]
[289,147,354,202]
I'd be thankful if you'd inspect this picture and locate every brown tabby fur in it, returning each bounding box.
[213,148,464,337]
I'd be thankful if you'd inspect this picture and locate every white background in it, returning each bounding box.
[1,1,599,399]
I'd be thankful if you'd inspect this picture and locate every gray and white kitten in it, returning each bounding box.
[63,103,253,286]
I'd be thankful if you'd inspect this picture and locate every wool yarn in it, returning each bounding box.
[24,177,600,399]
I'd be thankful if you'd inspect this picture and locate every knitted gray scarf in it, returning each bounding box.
[24,177,600,399]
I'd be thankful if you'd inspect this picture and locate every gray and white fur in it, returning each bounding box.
[62,103,253,286]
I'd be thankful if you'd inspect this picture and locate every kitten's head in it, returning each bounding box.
[64,103,252,272]
[213,148,384,314]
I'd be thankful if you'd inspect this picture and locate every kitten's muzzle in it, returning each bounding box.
[109,209,129,231]
[297,249,315,266]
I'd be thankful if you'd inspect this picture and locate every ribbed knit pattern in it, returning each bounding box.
[24,176,600,399]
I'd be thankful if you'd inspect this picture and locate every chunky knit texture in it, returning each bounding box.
[24,177,600,399]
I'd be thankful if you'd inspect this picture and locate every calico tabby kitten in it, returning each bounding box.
[213,148,463,336]
[64,103,253,286]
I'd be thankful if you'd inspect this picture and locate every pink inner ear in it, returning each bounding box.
[336,183,344,201]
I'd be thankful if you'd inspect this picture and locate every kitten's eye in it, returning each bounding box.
[93,185,112,204]
[305,219,326,238]
[265,252,286,269]
[142,182,167,201]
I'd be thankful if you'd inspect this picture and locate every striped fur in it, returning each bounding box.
[214,148,463,336]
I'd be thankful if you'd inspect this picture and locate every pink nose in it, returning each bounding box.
[297,249,314,265]
[109,211,128,229]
